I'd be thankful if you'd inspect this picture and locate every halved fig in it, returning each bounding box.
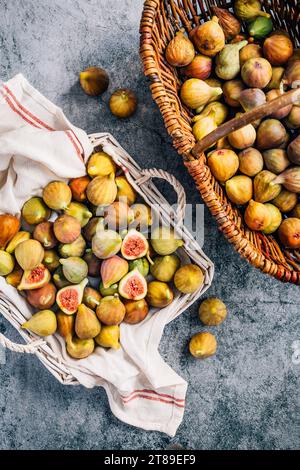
[118,269,147,300]
[17,264,51,291]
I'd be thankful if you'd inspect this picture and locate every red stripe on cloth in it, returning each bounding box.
[64,130,84,161]
[68,128,85,158]
[122,394,185,409]
[121,389,186,404]
[0,89,41,129]
[2,84,55,131]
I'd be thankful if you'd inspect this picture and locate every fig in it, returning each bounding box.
[266,90,293,120]
[244,200,271,231]
[239,43,263,67]
[182,54,212,80]
[57,311,75,340]
[285,106,300,130]
[124,299,149,325]
[75,304,101,339]
[189,332,217,359]
[65,202,93,227]
[228,116,256,150]
[96,294,125,325]
[33,222,57,249]
[263,34,293,66]
[99,281,119,297]
[199,298,227,326]
[53,266,70,289]
[22,310,57,337]
[234,0,270,22]
[192,109,217,142]
[225,175,253,205]
[101,255,128,289]
[256,119,287,151]
[263,204,282,235]
[83,287,102,310]
[272,190,298,213]
[180,78,223,110]
[118,269,147,301]
[58,234,86,258]
[43,181,72,210]
[288,136,300,165]
[128,258,149,277]
[248,16,273,39]
[56,279,88,315]
[278,218,300,249]
[121,229,149,260]
[195,102,228,127]
[292,204,300,219]
[18,264,51,291]
[66,336,95,359]
[239,148,264,177]
[26,282,57,309]
[5,268,23,288]
[60,257,88,284]
[0,250,15,276]
[43,250,63,272]
[15,240,44,270]
[174,264,204,294]
[6,231,31,254]
[87,152,116,178]
[263,149,290,175]
[83,217,105,242]
[222,79,245,107]
[254,170,282,203]
[95,325,120,349]
[150,226,183,256]
[79,66,109,96]
[273,168,300,193]
[22,197,51,225]
[104,201,134,229]
[239,88,266,126]
[266,66,285,90]
[53,215,81,244]
[115,176,137,206]
[69,176,91,202]
[215,40,248,81]
[212,6,241,41]
[208,149,239,182]
[165,29,195,67]
[86,173,117,207]
[92,229,122,259]
[0,214,20,251]
[146,281,174,308]
[83,250,101,277]
[190,16,225,58]
[109,88,137,118]
[241,58,272,89]
[150,255,180,282]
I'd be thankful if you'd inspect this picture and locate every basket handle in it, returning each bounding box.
[135,168,186,226]
[0,333,45,354]
[191,88,300,158]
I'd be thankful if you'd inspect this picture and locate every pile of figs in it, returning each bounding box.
[0,151,204,360]
[165,0,300,249]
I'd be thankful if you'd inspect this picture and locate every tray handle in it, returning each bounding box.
[135,168,186,227]
[191,88,300,158]
[0,333,45,354]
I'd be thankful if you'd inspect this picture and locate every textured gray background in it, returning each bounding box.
[0,0,299,450]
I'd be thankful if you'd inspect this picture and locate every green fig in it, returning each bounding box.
[248,16,273,39]
[53,266,70,289]
[75,304,101,339]
[66,336,95,359]
[60,257,88,284]
[83,287,102,310]
[216,40,248,80]
[92,229,122,259]
[65,202,93,227]
[150,226,183,256]
[99,281,119,297]
[128,258,149,277]
[21,310,57,337]
[0,250,15,276]
[58,234,86,258]
[43,249,60,271]
[150,255,181,282]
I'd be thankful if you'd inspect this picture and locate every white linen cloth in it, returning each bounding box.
[0,74,187,436]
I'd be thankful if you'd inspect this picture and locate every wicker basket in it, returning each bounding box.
[0,132,214,384]
[140,0,300,284]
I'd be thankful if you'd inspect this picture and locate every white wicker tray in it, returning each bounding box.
[0,132,214,385]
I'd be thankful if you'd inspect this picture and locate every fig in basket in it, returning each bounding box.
[128,258,149,277]
[150,255,180,283]
[104,201,134,229]
[43,181,72,211]
[0,214,20,251]
[189,332,217,359]
[165,29,195,67]
[57,311,75,340]
[115,176,137,206]
[118,270,147,301]
[83,287,102,310]
[189,16,225,57]
[6,231,31,254]
[33,222,57,249]
[53,214,81,244]
[222,79,245,107]
[226,175,253,205]
[215,40,247,80]
[150,226,183,256]
[180,79,222,111]
[95,325,120,350]
[92,229,122,259]
[87,152,116,178]
[278,218,300,249]
[65,202,93,227]
[241,58,272,89]
[69,175,90,202]
[66,336,95,359]
[83,251,101,278]
[22,197,51,225]
[5,268,23,288]
[101,255,128,289]
[256,119,288,151]
[83,217,105,242]
[86,173,117,206]
[52,266,69,289]
[15,239,44,271]
[75,304,101,340]
[121,229,149,260]
[60,257,88,284]
[238,148,264,177]
[244,200,271,231]
[96,295,126,326]
[123,299,149,325]
[0,250,15,276]
[263,33,294,66]
[263,204,282,235]
[99,281,119,297]
[234,0,271,22]
[272,190,297,213]
[18,265,51,291]
[22,310,57,337]
[56,279,88,315]
[174,264,204,295]
[26,282,57,310]
[59,234,86,259]
[146,281,174,308]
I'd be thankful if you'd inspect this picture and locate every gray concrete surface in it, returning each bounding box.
[0,0,299,450]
